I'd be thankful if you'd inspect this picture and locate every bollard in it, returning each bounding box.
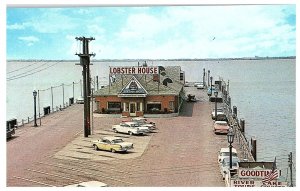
[233,106,237,117]
[28,117,30,123]
[251,138,257,161]
[22,119,24,126]
[240,119,245,134]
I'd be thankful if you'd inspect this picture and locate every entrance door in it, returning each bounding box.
[129,103,136,116]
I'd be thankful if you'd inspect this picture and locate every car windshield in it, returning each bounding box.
[221,152,238,157]
[130,124,140,127]
[112,139,123,143]
[223,158,239,167]
[217,123,228,126]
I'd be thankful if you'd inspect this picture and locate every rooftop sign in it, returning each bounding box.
[110,66,158,75]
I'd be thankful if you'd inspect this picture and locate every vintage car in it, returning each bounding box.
[112,122,149,135]
[219,156,240,180]
[92,136,133,153]
[207,87,216,96]
[218,147,238,163]
[196,82,204,89]
[76,96,84,104]
[65,181,107,187]
[131,117,156,131]
[211,108,225,119]
[214,121,230,134]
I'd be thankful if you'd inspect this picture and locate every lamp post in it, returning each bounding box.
[210,76,213,96]
[227,130,235,169]
[214,91,218,120]
[33,90,38,127]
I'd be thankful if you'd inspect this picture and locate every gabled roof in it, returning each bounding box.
[94,66,184,96]
[118,76,148,97]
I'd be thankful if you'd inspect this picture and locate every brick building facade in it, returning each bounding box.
[94,65,185,117]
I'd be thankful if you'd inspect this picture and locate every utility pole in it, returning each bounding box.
[288,152,293,187]
[75,36,95,137]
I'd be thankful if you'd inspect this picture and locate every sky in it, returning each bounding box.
[6,4,296,60]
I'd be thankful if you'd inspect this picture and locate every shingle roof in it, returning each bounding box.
[94,66,183,96]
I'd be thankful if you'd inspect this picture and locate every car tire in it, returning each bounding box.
[93,145,98,151]
[111,149,116,153]
[128,131,133,135]
[113,128,118,133]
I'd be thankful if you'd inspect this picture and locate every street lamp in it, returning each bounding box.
[214,91,218,120]
[210,76,213,96]
[33,90,38,127]
[227,130,235,169]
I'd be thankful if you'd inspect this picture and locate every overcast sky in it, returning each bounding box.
[6,5,296,60]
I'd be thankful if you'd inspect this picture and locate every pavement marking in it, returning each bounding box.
[27,168,81,182]
[12,176,56,187]
[62,159,134,175]
[38,161,133,185]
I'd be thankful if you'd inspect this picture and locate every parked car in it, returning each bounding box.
[196,82,204,89]
[214,121,230,134]
[92,136,133,153]
[218,147,238,163]
[211,108,225,119]
[131,117,157,131]
[219,156,240,179]
[187,94,197,102]
[207,87,216,96]
[194,82,202,87]
[65,181,107,187]
[76,96,84,104]
[112,122,149,135]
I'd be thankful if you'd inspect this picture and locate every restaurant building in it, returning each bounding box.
[94,64,185,117]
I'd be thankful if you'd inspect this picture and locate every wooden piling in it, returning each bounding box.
[251,138,257,161]
[240,119,245,134]
[233,106,237,118]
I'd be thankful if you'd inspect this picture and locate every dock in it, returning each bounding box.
[7,86,245,187]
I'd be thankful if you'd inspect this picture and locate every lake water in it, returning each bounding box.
[6,58,296,184]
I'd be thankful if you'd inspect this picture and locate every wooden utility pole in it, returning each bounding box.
[75,36,95,137]
[288,152,293,187]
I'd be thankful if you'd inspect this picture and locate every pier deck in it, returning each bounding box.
[7,87,238,187]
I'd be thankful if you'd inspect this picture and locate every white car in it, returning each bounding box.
[218,147,238,163]
[131,117,156,131]
[112,122,149,135]
[76,96,84,104]
[219,156,240,180]
[65,181,107,187]
[211,108,225,120]
[196,83,204,89]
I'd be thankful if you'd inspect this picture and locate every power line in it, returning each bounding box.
[7,61,62,81]
[7,62,49,79]
[7,60,43,74]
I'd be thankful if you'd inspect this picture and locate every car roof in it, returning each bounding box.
[215,121,228,124]
[123,122,136,125]
[103,136,122,141]
[132,117,146,120]
[223,156,240,162]
[220,147,237,153]
[78,181,107,187]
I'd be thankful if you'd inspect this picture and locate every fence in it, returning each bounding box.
[15,80,82,128]
[220,78,256,162]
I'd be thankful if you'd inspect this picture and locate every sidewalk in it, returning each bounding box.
[7,87,232,187]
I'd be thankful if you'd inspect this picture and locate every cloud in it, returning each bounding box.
[18,36,39,46]
[7,23,28,30]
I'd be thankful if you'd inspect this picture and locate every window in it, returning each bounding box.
[169,101,175,111]
[147,102,161,111]
[107,102,121,113]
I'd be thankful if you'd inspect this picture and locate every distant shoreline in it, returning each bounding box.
[7,56,296,62]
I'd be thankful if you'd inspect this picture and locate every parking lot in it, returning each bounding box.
[7,86,233,187]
